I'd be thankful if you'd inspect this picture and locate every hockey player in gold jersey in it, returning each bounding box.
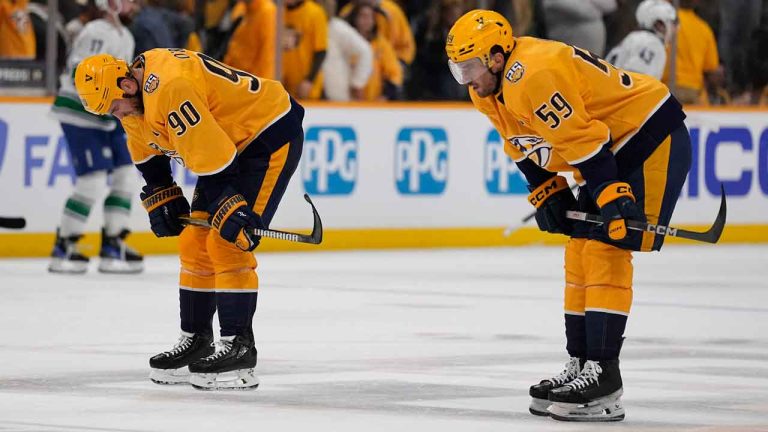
[447,10,691,421]
[74,49,305,390]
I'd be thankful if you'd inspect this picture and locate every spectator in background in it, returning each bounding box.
[662,0,724,104]
[0,0,36,59]
[347,2,401,100]
[63,0,102,46]
[130,0,175,54]
[28,0,68,71]
[283,0,327,100]
[542,0,617,56]
[409,0,467,100]
[719,0,762,97]
[606,0,677,79]
[223,0,277,79]
[317,0,372,101]
[340,0,415,67]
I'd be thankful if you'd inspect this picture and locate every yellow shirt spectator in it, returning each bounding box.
[224,0,277,79]
[663,8,719,92]
[0,0,35,59]
[341,0,415,65]
[363,35,402,100]
[282,0,327,99]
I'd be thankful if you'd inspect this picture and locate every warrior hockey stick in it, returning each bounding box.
[0,217,26,229]
[565,186,727,244]
[179,194,323,245]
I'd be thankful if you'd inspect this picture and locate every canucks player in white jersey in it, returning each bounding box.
[606,0,677,79]
[49,0,144,274]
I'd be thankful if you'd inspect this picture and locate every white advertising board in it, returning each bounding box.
[0,103,765,236]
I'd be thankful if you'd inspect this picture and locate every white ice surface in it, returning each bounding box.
[1,245,767,431]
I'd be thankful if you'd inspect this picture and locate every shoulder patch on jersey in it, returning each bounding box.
[508,135,551,167]
[505,61,525,83]
[143,73,160,94]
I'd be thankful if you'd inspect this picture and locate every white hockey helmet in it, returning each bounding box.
[636,0,677,42]
[94,0,122,16]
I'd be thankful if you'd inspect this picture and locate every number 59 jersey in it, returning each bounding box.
[123,48,294,176]
[474,37,683,176]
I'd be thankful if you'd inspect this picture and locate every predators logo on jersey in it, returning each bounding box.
[509,135,551,167]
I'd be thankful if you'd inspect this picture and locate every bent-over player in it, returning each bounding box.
[446,10,691,421]
[75,48,305,390]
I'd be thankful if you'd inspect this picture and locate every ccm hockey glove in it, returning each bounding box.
[593,181,645,241]
[208,188,264,252]
[141,183,190,237]
[527,176,576,235]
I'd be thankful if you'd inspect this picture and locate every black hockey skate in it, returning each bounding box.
[48,230,89,274]
[98,229,144,274]
[529,357,583,416]
[149,332,214,385]
[188,335,259,390]
[547,359,625,422]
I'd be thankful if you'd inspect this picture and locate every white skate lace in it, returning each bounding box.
[167,335,193,356]
[206,339,233,361]
[548,357,581,385]
[565,360,602,390]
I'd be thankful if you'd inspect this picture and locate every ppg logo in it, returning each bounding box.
[302,126,357,195]
[485,129,528,194]
[395,127,448,195]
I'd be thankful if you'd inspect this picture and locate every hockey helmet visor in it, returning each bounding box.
[448,57,487,85]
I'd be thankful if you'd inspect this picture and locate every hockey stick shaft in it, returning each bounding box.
[0,217,26,229]
[179,194,323,245]
[565,185,727,244]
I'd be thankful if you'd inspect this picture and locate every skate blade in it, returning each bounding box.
[189,368,259,391]
[529,397,551,416]
[48,259,88,274]
[98,259,144,274]
[149,368,190,385]
[548,389,625,422]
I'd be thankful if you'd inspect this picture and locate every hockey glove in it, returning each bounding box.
[141,183,190,237]
[593,181,645,241]
[527,176,576,235]
[208,188,264,252]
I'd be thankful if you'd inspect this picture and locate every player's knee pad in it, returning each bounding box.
[564,238,588,314]
[109,165,135,194]
[72,170,107,199]
[583,240,633,315]
[179,223,215,290]
[206,232,258,290]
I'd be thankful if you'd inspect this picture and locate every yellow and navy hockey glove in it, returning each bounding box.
[527,175,577,235]
[208,188,264,252]
[593,181,645,241]
[141,183,190,237]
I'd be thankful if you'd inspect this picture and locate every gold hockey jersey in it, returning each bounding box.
[122,48,292,176]
[471,37,676,177]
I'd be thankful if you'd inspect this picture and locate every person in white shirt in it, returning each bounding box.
[48,0,144,274]
[318,0,373,101]
[606,0,677,79]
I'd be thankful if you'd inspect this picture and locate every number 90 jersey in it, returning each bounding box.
[122,48,293,175]
[471,37,676,177]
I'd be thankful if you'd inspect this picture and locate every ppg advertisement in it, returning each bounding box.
[0,102,766,237]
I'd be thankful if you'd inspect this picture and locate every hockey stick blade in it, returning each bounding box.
[0,217,26,229]
[565,185,727,244]
[179,194,323,245]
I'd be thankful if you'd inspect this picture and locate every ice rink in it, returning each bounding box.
[1,245,767,431]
